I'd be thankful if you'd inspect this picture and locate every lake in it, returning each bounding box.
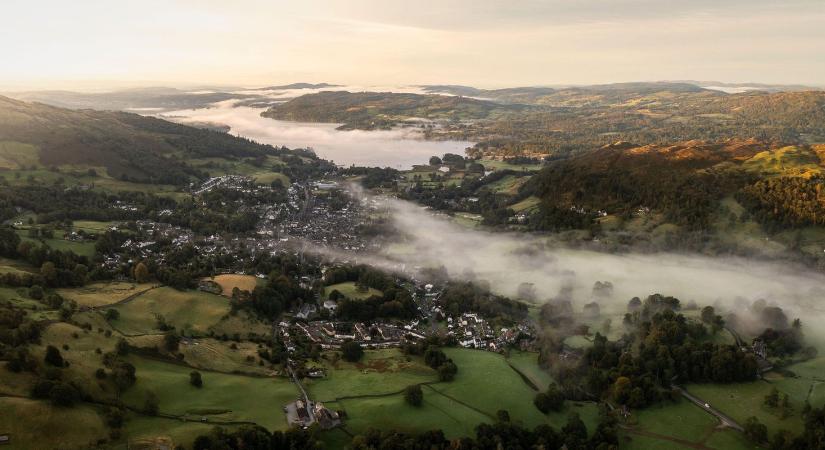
[161,101,474,169]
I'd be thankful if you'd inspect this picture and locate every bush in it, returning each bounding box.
[404,384,423,407]
[438,361,458,381]
[49,382,81,407]
[534,392,551,413]
[105,309,120,321]
[143,392,160,416]
[341,340,363,362]
[190,371,203,388]
[44,345,64,367]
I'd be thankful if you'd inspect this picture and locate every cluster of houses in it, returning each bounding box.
[290,320,426,350]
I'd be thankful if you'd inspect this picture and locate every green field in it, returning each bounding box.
[0,140,40,169]
[206,309,273,340]
[478,159,543,172]
[0,257,36,276]
[122,356,298,430]
[71,220,118,233]
[113,415,225,450]
[687,381,805,436]
[742,145,822,178]
[0,286,58,321]
[323,281,383,300]
[178,338,274,376]
[15,228,97,258]
[33,321,120,399]
[510,195,542,213]
[0,397,109,450]
[110,287,231,336]
[57,281,157,308]
[435,349,599,431]
[304,349,437,402]
[506,351,554,390]
[621,400,759,450]
[331,389,490,439]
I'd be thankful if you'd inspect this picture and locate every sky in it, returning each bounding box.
[1,0,824,90]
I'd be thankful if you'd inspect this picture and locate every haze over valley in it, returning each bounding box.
[2,1,825,449]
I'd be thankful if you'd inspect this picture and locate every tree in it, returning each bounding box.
[28,285,44,300]
[341,340,363,362]
[764,387,779,408]
[701,306,716,324]
[562,412,589,449]
[438,361,458,381]
[143,391,160,415]
[105,309,120,321]
[744,416,768,443]
[534,392,552,413]
[111,361,137,392]
[545,383,565,411]
[613,376,632,404]
[404,384,423,407]
[49,382,81,407]
[190,371,203,388]
[40,262,57,286]
[44,345,64,367]
[134,262,150,283]
[424,346,447,369]
[164,332,181,352]
[496,410,510,423]
[429,156,442,166]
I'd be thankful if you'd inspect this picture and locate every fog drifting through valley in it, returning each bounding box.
[161,98,473,169]
[368,198,825,344]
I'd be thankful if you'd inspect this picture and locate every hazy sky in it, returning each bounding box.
[2,0,824,90]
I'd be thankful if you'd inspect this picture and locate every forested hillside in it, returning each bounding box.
[261,90,515,130]
[0,96,305,184]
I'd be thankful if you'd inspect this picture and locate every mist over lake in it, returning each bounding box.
[161,100,474,169]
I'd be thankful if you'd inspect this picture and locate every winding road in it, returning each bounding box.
[672,386,744,432]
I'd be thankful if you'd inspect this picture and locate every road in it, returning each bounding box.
[287,361,316,422]
[673,386,744,432]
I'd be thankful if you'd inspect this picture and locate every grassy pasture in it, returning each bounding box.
[0,257,36,276]
[478,159,543,172]
[621,400,758,450]
[178,338,274,376]
[436,349,599,431]
[510,195,542,213]
[323,281,382,300]
[0,397,108,450]
[34,321,119,399]
[207,309,273,340]
[122,356,298,430]
[207,274,261,296]
[742,145,822,178]
[506,351,554,390]
[305,349,437,402]
[14,229,97,258]
[57,281,156,308]
[687,381,805,436]
[111,287,230,336]
[115,415,227,450]
[332,389,490,439]
[71,220,118,233]
[0,286,57,321]
[0,140,40,169]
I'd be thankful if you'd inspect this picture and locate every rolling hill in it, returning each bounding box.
[0,95,299,184]
[260,90,517,130]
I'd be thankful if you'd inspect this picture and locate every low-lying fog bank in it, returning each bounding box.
[160,100,473,169]
[372,198,825,343]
